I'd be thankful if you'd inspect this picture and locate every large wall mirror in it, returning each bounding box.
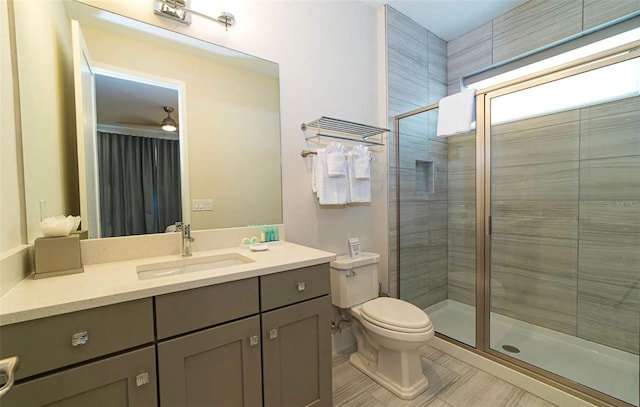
[16,0,282,240]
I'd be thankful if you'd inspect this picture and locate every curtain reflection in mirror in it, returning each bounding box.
[97,132,181,237]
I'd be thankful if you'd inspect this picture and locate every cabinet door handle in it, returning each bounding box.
[269,329,278,340]
[71,331,89,346]
[0,356,18,399]
[249,335,259,347]
[135,372,150,387]
[297,282,306,292]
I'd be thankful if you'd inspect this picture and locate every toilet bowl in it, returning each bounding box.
[330,253,435,400]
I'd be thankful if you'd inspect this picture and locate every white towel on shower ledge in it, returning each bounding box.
[436,88,476,137]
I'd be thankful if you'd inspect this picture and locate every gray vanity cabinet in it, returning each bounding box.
[155,278,262,407]
[261,296,332,407]
[155,263,332,407]
[260,264,332,407]
[1,347,157,407]
[157,316,262,406]
[0,298,156,407]
[0,263,331,407]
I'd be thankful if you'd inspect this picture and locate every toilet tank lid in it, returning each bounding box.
[330,252,380,269]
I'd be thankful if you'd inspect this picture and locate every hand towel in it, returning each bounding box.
[312,154,318,193]
[347,154,371,203]
[317,149,348,205]
[436,88,476,137]
[350,145,371,180]
[326,142,347,177]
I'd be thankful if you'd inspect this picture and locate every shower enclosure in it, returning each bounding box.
[394,44,639,406]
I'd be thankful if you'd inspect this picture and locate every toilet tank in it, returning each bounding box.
[330,252,380,309]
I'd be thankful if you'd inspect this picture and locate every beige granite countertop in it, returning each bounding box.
[0,241,335,326]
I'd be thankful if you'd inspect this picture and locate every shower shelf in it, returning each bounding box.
[301,116,388,147]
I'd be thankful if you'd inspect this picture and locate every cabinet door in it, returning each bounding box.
[262,295,332,407]
[157,315,262,407]
[1,346,156,407]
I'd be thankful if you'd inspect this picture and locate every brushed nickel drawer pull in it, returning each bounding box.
[71,331,88,347]
[269,329,278,340]
[0,356,18,398]
[136,372,150,387]
[297,282,306,292]
[249,335,259,346]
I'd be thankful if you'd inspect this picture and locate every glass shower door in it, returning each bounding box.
[396,106,476,347]
[487,56,640,405]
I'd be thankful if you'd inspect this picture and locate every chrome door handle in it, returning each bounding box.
[0,356,19,398]
[269,329,278,340]
[71,331,88,346]
[249,335,259,346]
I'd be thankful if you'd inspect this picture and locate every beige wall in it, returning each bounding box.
[13,0,78,242]
[81,25,281,229]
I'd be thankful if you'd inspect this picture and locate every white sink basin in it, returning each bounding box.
[137,253,255,280]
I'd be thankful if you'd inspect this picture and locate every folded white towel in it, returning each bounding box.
[326,142,347,177]
[347,157,371,203]
[350,145,371,180]
[436,88,476,137]
[317,149,348,205]
[353,158,370,180]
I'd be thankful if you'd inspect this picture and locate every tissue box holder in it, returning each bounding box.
[34,235,84,279]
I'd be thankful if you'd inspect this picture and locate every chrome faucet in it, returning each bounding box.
[181,223,195,257]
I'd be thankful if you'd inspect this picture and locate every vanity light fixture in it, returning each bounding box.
[161,106,177,132]
[154,0,236,30]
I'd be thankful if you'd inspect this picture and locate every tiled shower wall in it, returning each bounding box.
[386,6,447,301]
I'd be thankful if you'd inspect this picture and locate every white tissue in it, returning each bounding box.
[40,215,80,237]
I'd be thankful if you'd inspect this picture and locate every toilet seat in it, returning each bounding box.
[360,298,432,334]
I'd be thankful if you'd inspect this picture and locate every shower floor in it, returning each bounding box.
[425,299,639,406]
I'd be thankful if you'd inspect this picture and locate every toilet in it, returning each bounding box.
[330,252,434,400]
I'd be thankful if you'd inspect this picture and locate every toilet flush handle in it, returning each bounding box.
[346,270,358,277]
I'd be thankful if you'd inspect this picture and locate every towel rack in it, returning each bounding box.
[301,116,388,147]
[300,149,373,160]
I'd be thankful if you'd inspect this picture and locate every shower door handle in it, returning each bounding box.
[487,215,492,235]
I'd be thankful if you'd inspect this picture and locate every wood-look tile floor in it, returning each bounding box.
[332,345,557,407]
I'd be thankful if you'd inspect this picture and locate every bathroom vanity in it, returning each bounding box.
[0,241,334,407]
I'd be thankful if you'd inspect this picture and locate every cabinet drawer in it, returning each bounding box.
[155,277,259,339]
[260,263,330,311]
[2,346,157,406]
[0,298,153,380]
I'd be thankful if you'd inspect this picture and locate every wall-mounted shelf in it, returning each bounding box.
[301,116,388,146]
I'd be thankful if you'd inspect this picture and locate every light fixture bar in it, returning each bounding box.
[154,0,235,30]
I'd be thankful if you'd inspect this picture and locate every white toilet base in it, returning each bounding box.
[349,350,429,400]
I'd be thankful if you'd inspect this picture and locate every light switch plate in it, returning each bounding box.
[192,199,213,211]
